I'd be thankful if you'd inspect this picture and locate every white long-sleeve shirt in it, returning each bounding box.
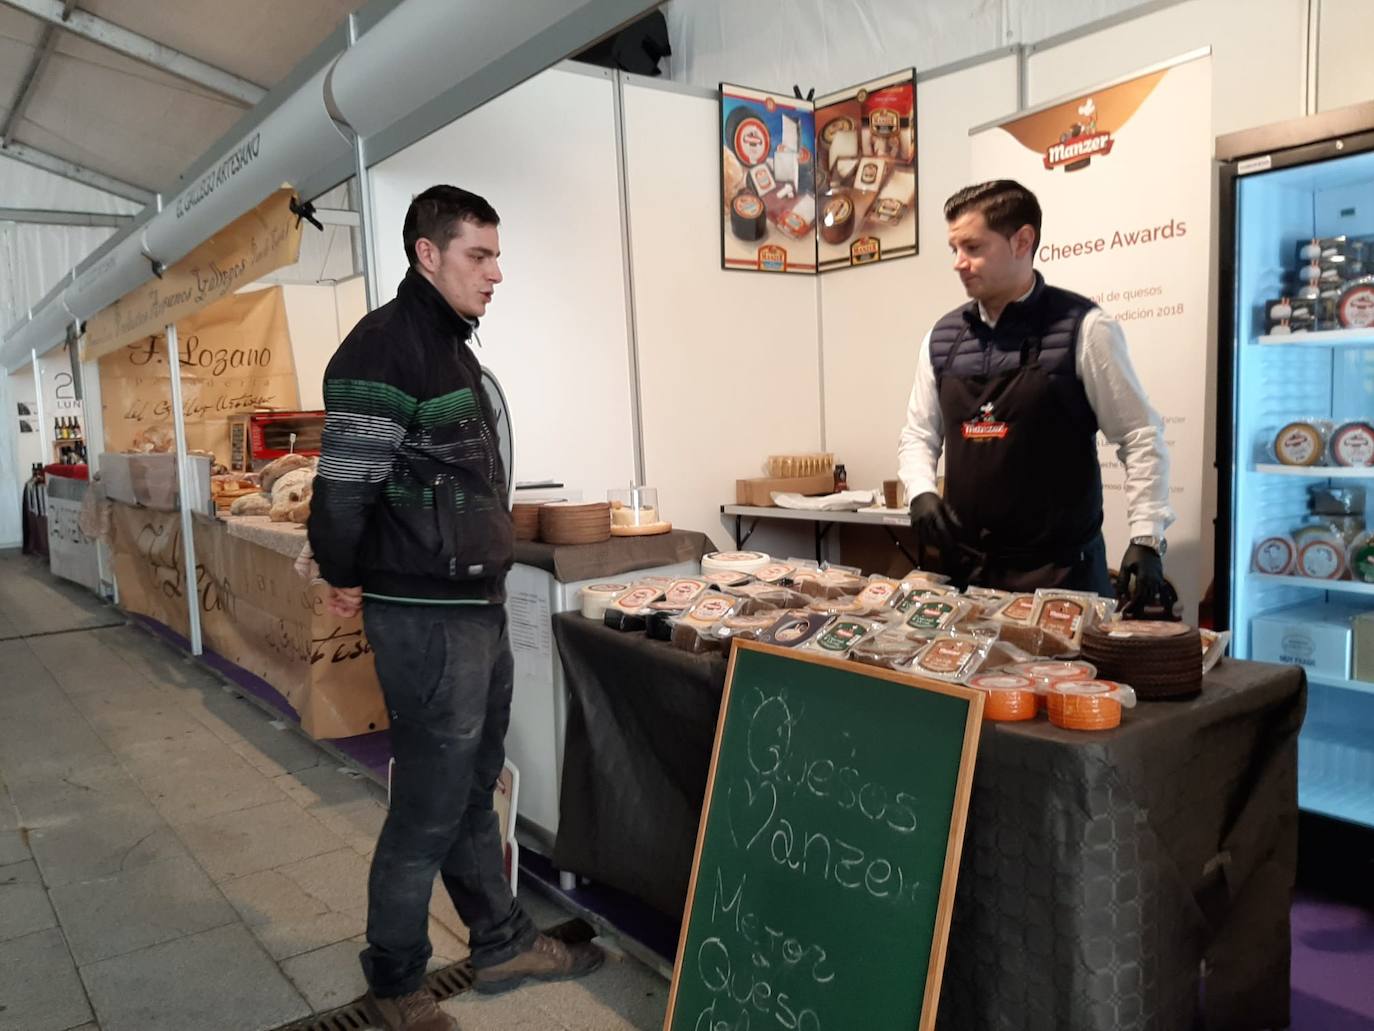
[897,299,1174,540]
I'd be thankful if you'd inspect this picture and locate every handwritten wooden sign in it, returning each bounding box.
[664,642,982,1031]
[98,285,300,465]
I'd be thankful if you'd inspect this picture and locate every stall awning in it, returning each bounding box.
[81,189,303,364]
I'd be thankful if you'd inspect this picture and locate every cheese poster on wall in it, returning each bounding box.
[815,69,918,271]
[969,52,1212,618]
[721,84,818,274]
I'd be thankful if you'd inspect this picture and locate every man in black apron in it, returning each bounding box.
[898,180,1173,609]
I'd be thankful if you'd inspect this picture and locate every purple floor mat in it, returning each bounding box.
[1290,890,1374,1029]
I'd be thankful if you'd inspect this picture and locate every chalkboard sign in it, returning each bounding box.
[665,641,983,1031]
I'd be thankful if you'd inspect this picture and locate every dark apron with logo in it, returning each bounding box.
[936,328,1111,596]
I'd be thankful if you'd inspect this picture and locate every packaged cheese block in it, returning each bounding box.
[994,621,1074,658]
[1199,628,1230,674]
[966,672,1039,722]
[851,630,924,670]
[1297,537,1347,580]
[902,569,952,585]
[793,569,867,599]
[827,129,859,167]
[609,583,666,616]
[807,597,865,616]
[702,551,771,575]
[1046,680,1137,732]
[802,616,884,657]
[714,612,779,645]
[758,611,833,649]
[904,634,988,683]
[853,578,901,612]
[646,611,676,641]
[776,195,816,240]
[671,619,722,654]
[991,594,1037,626]
[1331,421,1374,467]
[1273,421,1328,466]
[853,156,888,193]
[639,576,677,589]
[1251,534,1295,576]
[649,578,710,612]
[703,570,753,588]
[727,583,810,614]
[1029,589,1106,651]
[866,170,915,228]
[678,592,740,630]
[903,597,972,633]
[753,562,796,584]
[579,583,628,621]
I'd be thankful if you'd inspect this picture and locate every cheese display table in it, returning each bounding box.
[550,611,1304,1031]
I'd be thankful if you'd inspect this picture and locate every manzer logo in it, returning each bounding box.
[1043,97,1113,172]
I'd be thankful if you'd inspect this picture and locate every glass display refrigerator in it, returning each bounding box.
[1216,102,1374,829]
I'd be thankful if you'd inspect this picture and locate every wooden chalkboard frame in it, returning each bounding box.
[663,639,985,1031]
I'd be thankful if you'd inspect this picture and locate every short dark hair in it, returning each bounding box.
[944,180,1041,251]
[403,185,500,266]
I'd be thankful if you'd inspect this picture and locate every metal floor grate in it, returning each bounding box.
[269,919,594,1031]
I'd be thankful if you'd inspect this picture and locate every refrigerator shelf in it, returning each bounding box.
[1254,464,1374,478]
[1256,328,1374,348]
[1307,672,1374,696]
[1252,573,1374,596]
[1298,775,1374,828]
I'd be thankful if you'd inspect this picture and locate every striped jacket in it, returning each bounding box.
[307,268,512,604]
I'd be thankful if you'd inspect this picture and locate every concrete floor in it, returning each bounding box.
[0,550,669,1031]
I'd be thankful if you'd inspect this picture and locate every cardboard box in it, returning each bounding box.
[1251,602,1360,680]
[735,473,836,507]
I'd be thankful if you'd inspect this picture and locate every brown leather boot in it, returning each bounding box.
[473,934,605,995]
[362,988,457,1031]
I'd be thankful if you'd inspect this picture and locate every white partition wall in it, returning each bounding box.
[368,65,637,499]
[818,56,1021,494]
[622,78,823,548]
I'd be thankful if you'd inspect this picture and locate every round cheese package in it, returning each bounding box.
[1251,535,1297,576]
[1330,421,1374,467]
[1272,421,1330,467]
[1296,538,1347,580]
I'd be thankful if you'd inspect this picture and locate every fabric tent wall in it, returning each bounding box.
[368,64,637,502]
[0,369,16,548]
[0,152,141,335]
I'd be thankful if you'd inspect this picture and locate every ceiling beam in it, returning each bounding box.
[0,0,267,107]
[0,0,72,143]
[0,138,153,204]
[0,206,133,227]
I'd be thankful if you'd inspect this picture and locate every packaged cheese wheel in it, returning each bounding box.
[1297,538,1347,580]
[579,583,628,621]
[1338,277,1374,328]
[820,193,856,245]
[1331,422,1374,467]
[730,192,767,241]
[649,578,710,612]
[967,673,1039,722]
[753,562,796,584]
[1008,659,1097,686]
[1273,422,1327,466]
[702,551,771,575]
[854,578,901,611]
[1349,532,1374,583]
[679,593,740,629]
[1046,680,1136,732]
[991,594,1037,626]
[850,631,924,670]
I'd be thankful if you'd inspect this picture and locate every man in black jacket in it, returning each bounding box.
[309,186,601,1031]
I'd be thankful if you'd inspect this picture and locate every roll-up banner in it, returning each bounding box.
[969,51,1212,617]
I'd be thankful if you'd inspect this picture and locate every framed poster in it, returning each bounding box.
[720,84,818,274]
[815,69,918,271]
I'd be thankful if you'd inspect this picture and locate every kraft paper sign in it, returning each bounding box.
[83,189,303,362]
[98,286,300,465]
[109,503,388,740]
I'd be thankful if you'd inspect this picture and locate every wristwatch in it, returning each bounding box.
[1131,535,1167,557]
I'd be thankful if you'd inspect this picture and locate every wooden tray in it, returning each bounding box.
[610,521,672,537]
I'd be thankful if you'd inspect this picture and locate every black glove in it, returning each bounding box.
[1116,542,1166,615]
[909,492,962,560]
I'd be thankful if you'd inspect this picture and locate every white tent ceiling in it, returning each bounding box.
[0,0,365,198]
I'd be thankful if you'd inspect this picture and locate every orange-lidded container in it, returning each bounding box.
[967,672,1039,722]
[1046,680,1137,731]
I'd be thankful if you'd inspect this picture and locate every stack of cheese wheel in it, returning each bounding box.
[538,501,611,545]
[1007,659,1097,713]
[1044,680,1137,731]
[966,672,1038,722]
[1081,620,1203,700]
[512,502,545,542]
[701,551,772,576]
